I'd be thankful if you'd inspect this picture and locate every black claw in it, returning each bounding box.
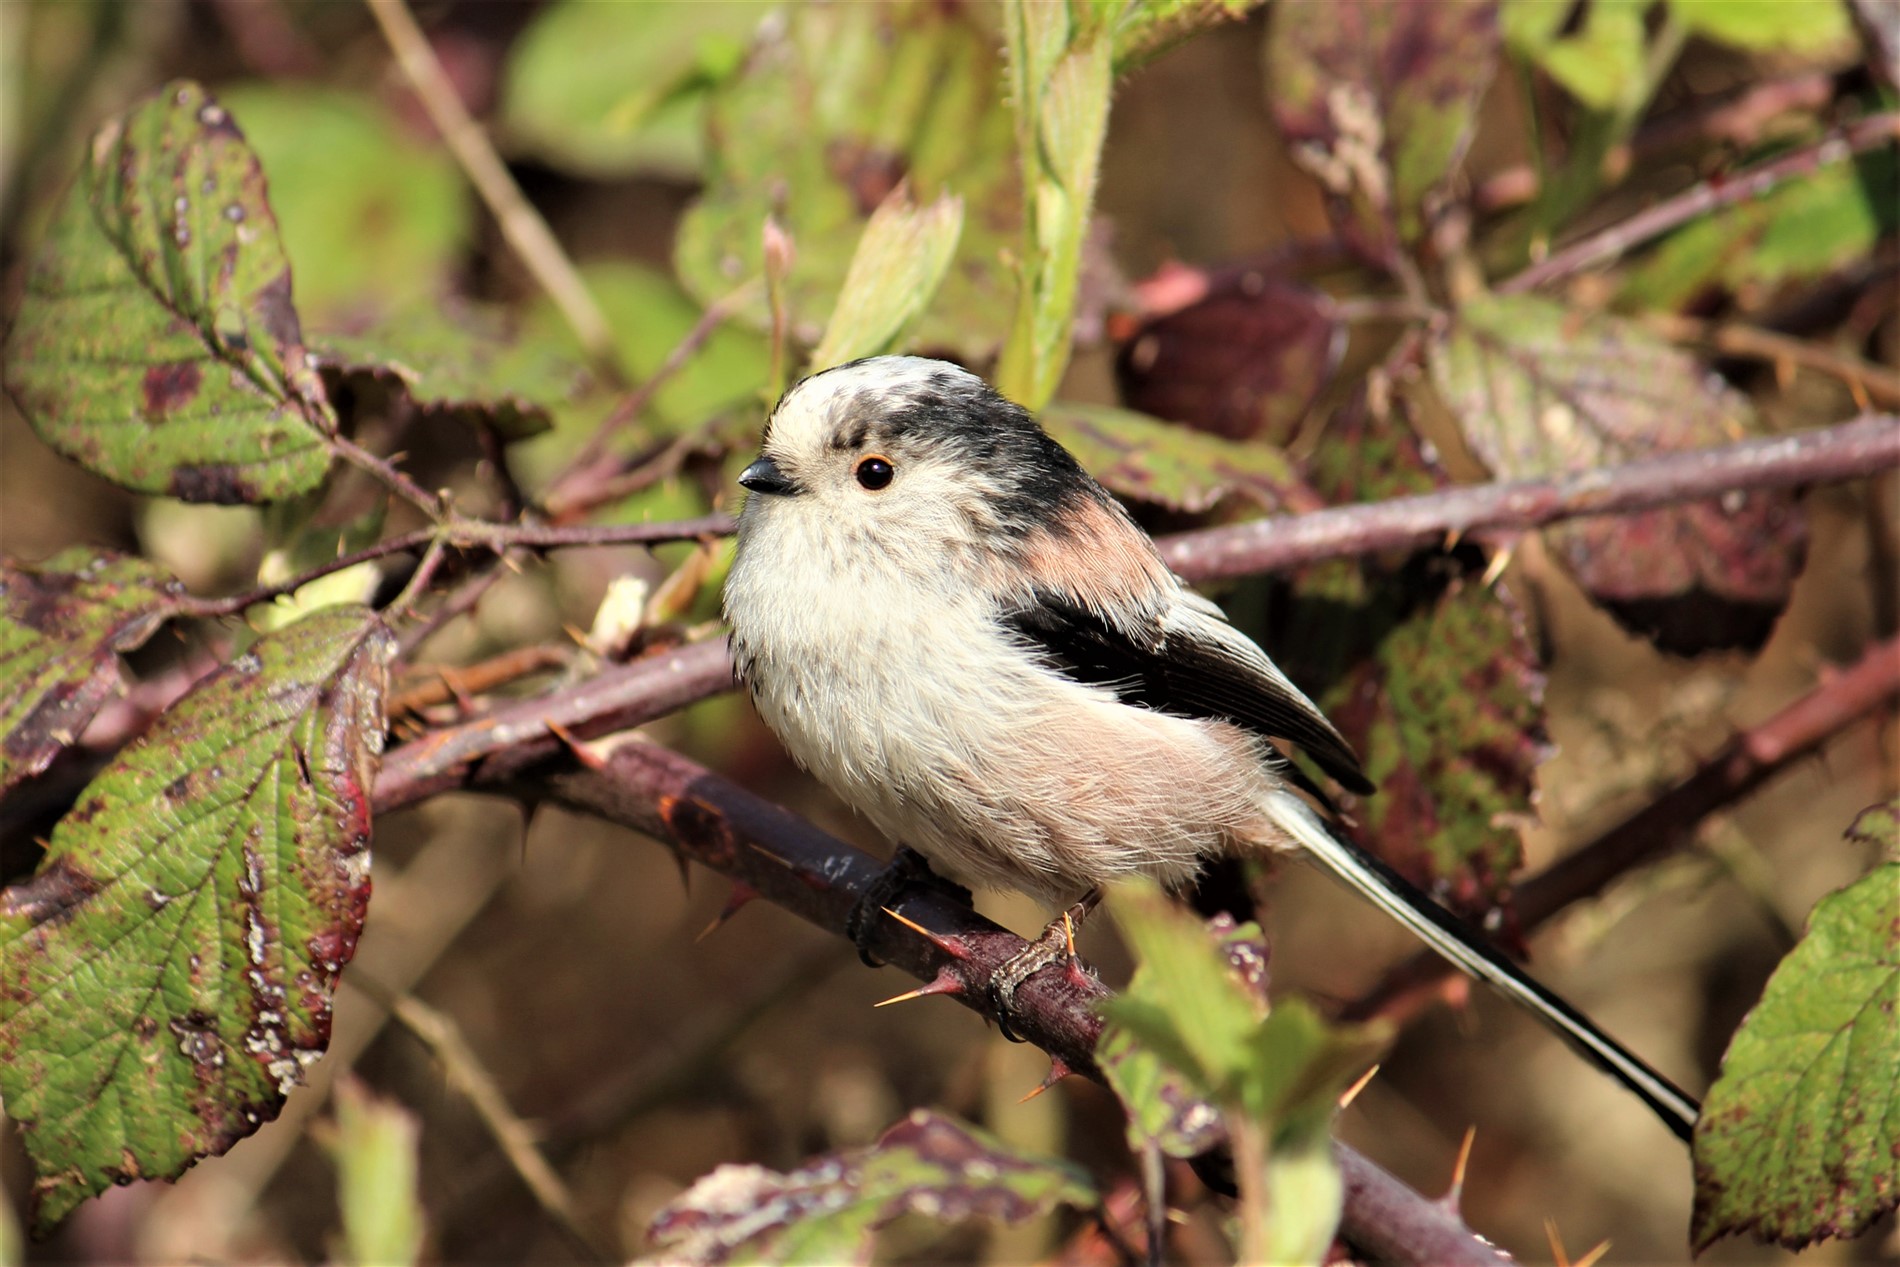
[846,846,968,967]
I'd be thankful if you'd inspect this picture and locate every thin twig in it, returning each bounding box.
[374,638,735,813]
[369,985,612,1261]
[1344,635,1900,1025]
[328,431,447,519]
[1646,313,1900,407]
[364,0,619,379]
[547,281,761,514]
[1500,111,1900,294]
[1158,414,1900,584]
[364,416,1900,797]
[181,528,439,620]
[470,515,737,553]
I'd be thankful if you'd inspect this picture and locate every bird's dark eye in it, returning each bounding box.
[854,455,895,490]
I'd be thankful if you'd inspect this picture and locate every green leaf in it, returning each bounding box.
[1100,882,1386,1267]
[642,1110,1095,1265]
[673,4,1017,363]
[0,607,391,1231]
[808,187,964,371]
[1511,0,1648,110]
[214,84,472,329]
[1691,861,1900,1250]
[501,0,769,179]
[1845,798,1900,861]
[316,303,589,442]
[1098,909,1268,1158]
[0,550,184,796]
[1668,0,1852,51]
[1110,0,1264,70]
[1619,150,1898,311]
[1428,293,1806,654]
[1267,0,1500,248]
[996,0,1114,409]
[2,80,336,503]
[1101,881,1267,1097]
[328,1081,425,1267]
[1042,401,1304,512]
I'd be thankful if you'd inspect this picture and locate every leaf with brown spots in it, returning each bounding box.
[2,80,335,503]
[0,550,185,797]
[0,606,389,1232]
[1428,293,1809,654]
[644,1110,1095,1265]
[1692,847,1900,1251]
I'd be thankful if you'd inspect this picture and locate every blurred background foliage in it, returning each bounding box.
[0,0,1895,1261]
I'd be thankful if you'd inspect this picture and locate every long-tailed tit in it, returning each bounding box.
[724,355,1699,1140]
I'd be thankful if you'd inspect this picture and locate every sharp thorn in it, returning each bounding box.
[874,968,963,1008]
[1019,1056,1075,1103]
[881,905,973,960]
[697,883,759,941]
[544,719,606,770]
[746,840,795,869]
[1444,1125,1477,1214]
[1338,1062,1380,1111]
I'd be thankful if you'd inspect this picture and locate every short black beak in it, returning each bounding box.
[738,456,798,496]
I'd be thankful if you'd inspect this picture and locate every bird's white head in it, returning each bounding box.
[733,356,1099,570]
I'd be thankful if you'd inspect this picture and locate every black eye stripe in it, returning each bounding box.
[855,455,894,490]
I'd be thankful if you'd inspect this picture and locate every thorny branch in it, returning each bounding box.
[1344,635,1900,1026]
[521,740,1512,1266]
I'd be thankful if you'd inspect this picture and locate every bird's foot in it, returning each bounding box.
[846,845,973,967]
[988,890,1103,1041]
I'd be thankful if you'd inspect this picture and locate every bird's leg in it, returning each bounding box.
[989,889,1103,1041]
[846,845,974,967]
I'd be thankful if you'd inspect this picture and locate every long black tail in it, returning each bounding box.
[1265,790,1700,1141]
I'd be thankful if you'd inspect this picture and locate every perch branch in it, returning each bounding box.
[364,0,619,378]
[522,740,1510,1265]
[1500,111,1900,294]
[1345,635,1900,1025]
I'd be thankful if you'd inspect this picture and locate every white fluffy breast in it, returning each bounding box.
[725,500,1277,904]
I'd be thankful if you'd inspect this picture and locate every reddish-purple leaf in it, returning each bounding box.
[0,550,185,797]
[1428,293,1809,654]
[1273,394,1547,912]
[646,1110,1094,1264]
[1116,269,1343,446]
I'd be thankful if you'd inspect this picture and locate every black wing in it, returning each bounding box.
[1002,593,1374,796]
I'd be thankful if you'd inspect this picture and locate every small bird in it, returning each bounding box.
[723,355,1698,1140]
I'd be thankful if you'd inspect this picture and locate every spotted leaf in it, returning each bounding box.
[0,550,184,797]
[3,80,335,503]
[0,606,390,1231]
